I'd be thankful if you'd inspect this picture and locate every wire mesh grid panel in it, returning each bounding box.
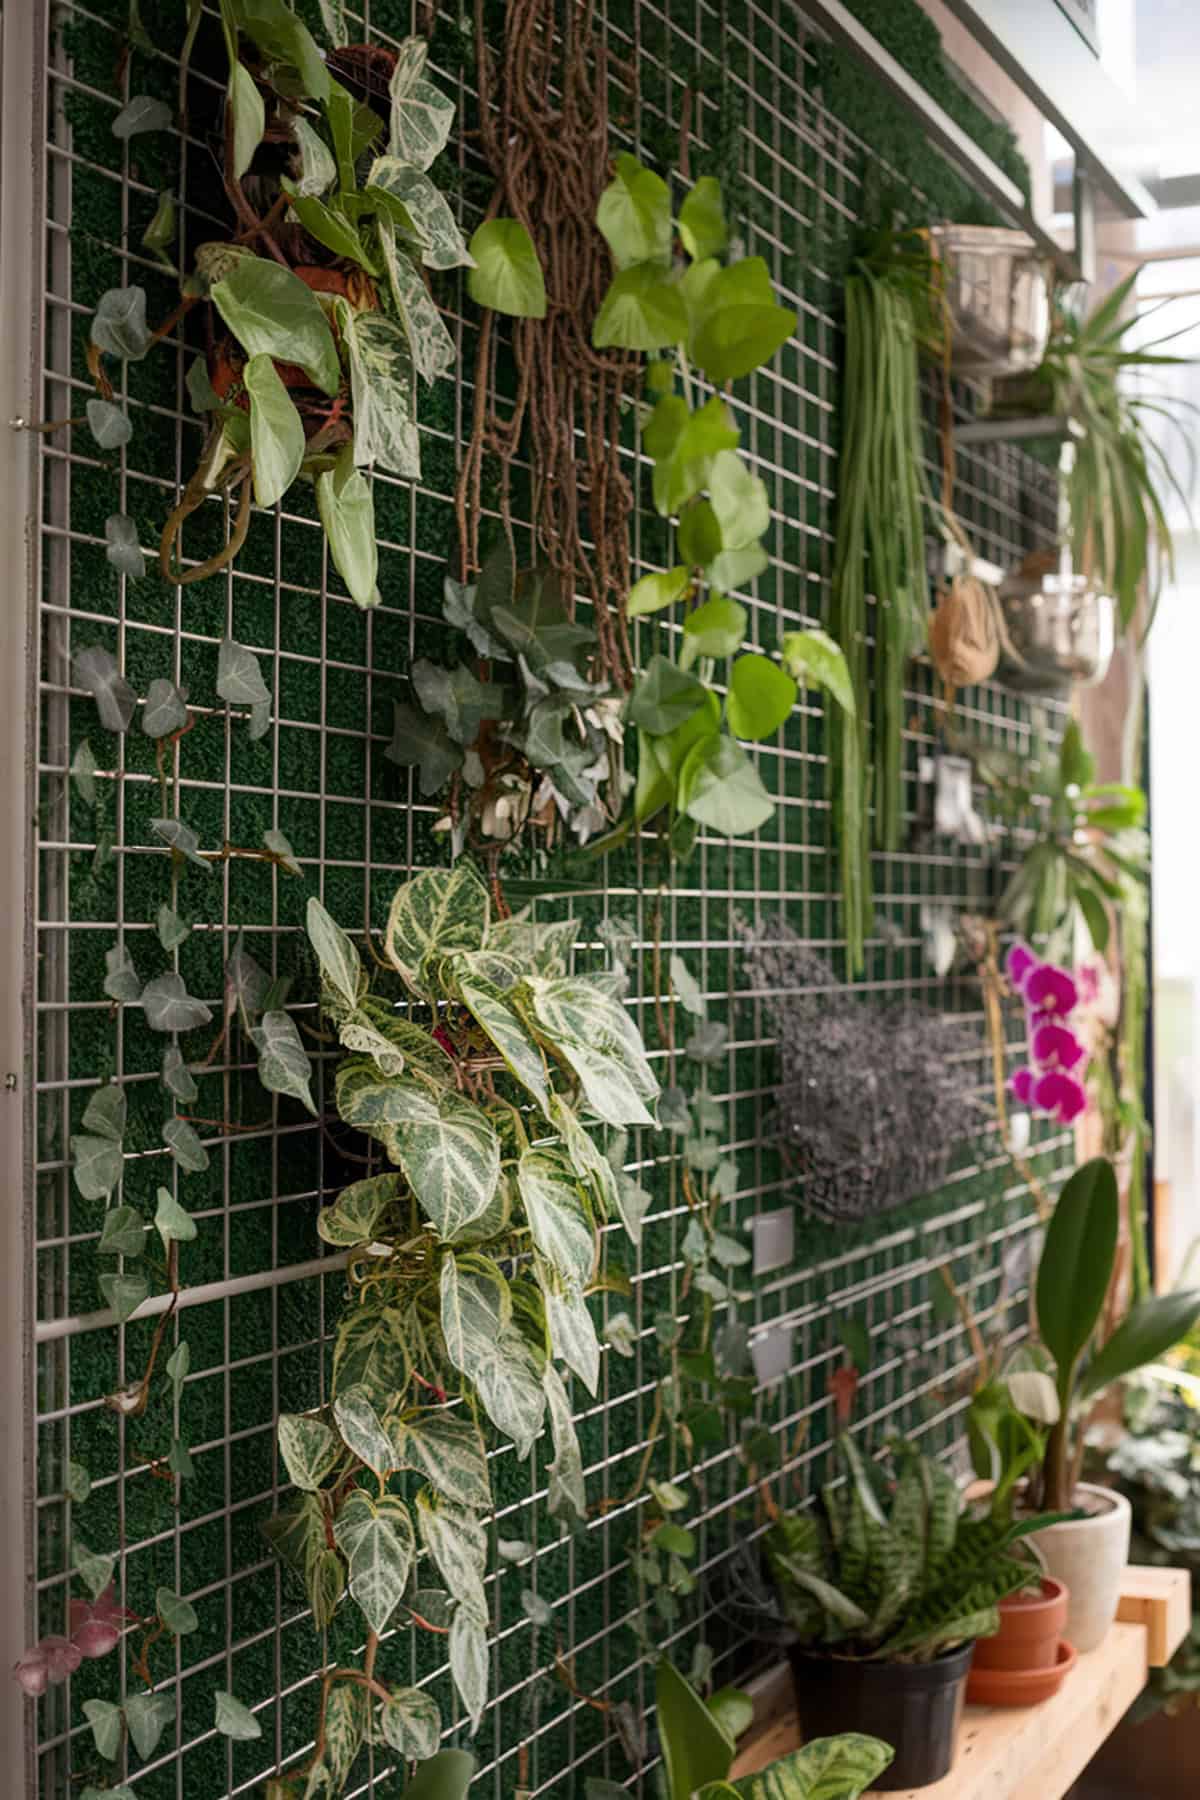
[23,1,1076,1797]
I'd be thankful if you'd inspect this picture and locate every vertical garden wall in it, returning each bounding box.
[19,0,1076,1795]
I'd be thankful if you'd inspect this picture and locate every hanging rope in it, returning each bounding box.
[455,0,640,687]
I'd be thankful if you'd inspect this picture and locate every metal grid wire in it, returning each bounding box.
[21,0,1076,1795]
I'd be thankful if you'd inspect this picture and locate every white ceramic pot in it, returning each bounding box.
[1028,1483,1131,1653]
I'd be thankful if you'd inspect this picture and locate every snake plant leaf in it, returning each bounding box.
[468,217,546,317]
[718,1734,894,1799]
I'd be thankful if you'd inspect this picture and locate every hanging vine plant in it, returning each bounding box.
[259,866,659,1787]
[78,0,471,602]
[454,0,642,691]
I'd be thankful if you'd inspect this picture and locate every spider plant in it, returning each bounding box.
[994,269,1195,631]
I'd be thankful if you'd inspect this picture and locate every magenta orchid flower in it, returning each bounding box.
[1005,941,1039,990]
[1032,1069,1088,1125]
[1010,1067,1036,1104]
[1023,961,1078,1017]
[1031,1021,1087,1073]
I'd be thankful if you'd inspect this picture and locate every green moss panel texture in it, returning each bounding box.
[31,1,1064,1797]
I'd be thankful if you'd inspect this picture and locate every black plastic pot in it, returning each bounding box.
[788,1641,974,1790]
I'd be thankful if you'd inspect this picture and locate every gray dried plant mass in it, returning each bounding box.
[742,921,980,1222]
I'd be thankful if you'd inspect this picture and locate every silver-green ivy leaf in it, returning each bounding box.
[306,895,363,1012]
[74,645,136,733]
[250,1010,317,1115]
[91,287,152,361]
[150,817,213,872]
[66,1460,92,1504]
[99,1271,150,1323]
[162,1116,210,1173]
[262,827,303,876]
[166,1340,190,1395]
[103,943,142,1002]
[141,678,188,738]
[82,1698,123,1762]
[214,1690,262,1742]
[98,1205,146,1259]
[216,636,271,710]
[86,399,132,449]
[113,94,172,138]
[71,1134,124,1201]
[141,972,212,1035]
[669,953,705,1017]
[156,904,191,951]
[161,1045,198,1103]
[604,1310,637,1357]
[71,739,98,805]
[72,1539,115,1600]
[156,1586,198,1635]
[105,513,147,580]
[124,1691,175,1760]
[155,1186,196,1243]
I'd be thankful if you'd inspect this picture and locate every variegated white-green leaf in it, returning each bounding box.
[334,1489,415,1636]
[377,214,455,383]
[367,159,473,270]
[317,1173,403,1248]
[518,1149,595,1287]
[333,1383,394,1478]
[449,1170,514,1246]
[306,896,364,1012]
[527,976,658,1126]
[385,864,489,987]
[388,1088,500,1241]
[316,444,379,609]
[291,114,337,196]
[388,36,429,101]
[332,1303,411,1404]
[488,914,580,975]
[336,299,420,477]
[388,76,454,170]
[548,1092,622,1224]
[321,1684,366,1790]
[378,1686,441,1760]
[338,1011,406,1076]
[543,1362,586,1522]
[336,1066,435,1137]
[541,1269,600,1395]
[141,972,213,1034]
[389,1409,491,1512]
[278,1412,342,1491]
[250,1011,317,1115]
[439,1252,511,1374]
[317,0,349,49]
[473,1327,546,1460]
[449,1604,489,1731]
[456,974,550,1115]
[415,1487,487,1621]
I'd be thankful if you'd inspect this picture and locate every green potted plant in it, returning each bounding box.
[765,1435,1059,1789]
[632,1657,892,1799]
[990,1158,1200,1651]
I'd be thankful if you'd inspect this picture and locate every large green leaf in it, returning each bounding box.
[656,1658,735,1800]
[593,264,688,351]
[727,654,796,741]
[228,61,265,181]
[628,565,691,618]
[402,1751,477,1800]
[678,734,774,836]
[316,445,378,609]
[1036,1158,1119,1393]
[678,176,727,261]
[385,863,489,987]
[1079,1288,1200,1401]
[650,394,741,516]
[779,629,857,717]
[629,656,709,736]
[333,1489,415,1635]
[384,1088,501,1239]
[211,256,339,395]
[596,153,672,268]
[680,595,748,668]
[518,1149,595,1287]
[468,218,546,317]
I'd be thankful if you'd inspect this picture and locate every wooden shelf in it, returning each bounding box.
[729,1566,1191,1800]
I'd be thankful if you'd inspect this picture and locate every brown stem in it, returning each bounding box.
[160,464,253,586]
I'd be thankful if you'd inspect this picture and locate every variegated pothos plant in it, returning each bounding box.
[266,864,659,1790]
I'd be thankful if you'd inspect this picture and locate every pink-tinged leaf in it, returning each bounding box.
[71,1620,121,1659]
[13,1637,82,1695]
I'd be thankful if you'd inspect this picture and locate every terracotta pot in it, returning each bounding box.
[972,1576,1069,1674]
[967,1639,1078,1707]
[1029,1484,1132,1653]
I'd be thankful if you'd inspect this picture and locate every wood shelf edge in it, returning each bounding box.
[729,1565,1191,1799]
